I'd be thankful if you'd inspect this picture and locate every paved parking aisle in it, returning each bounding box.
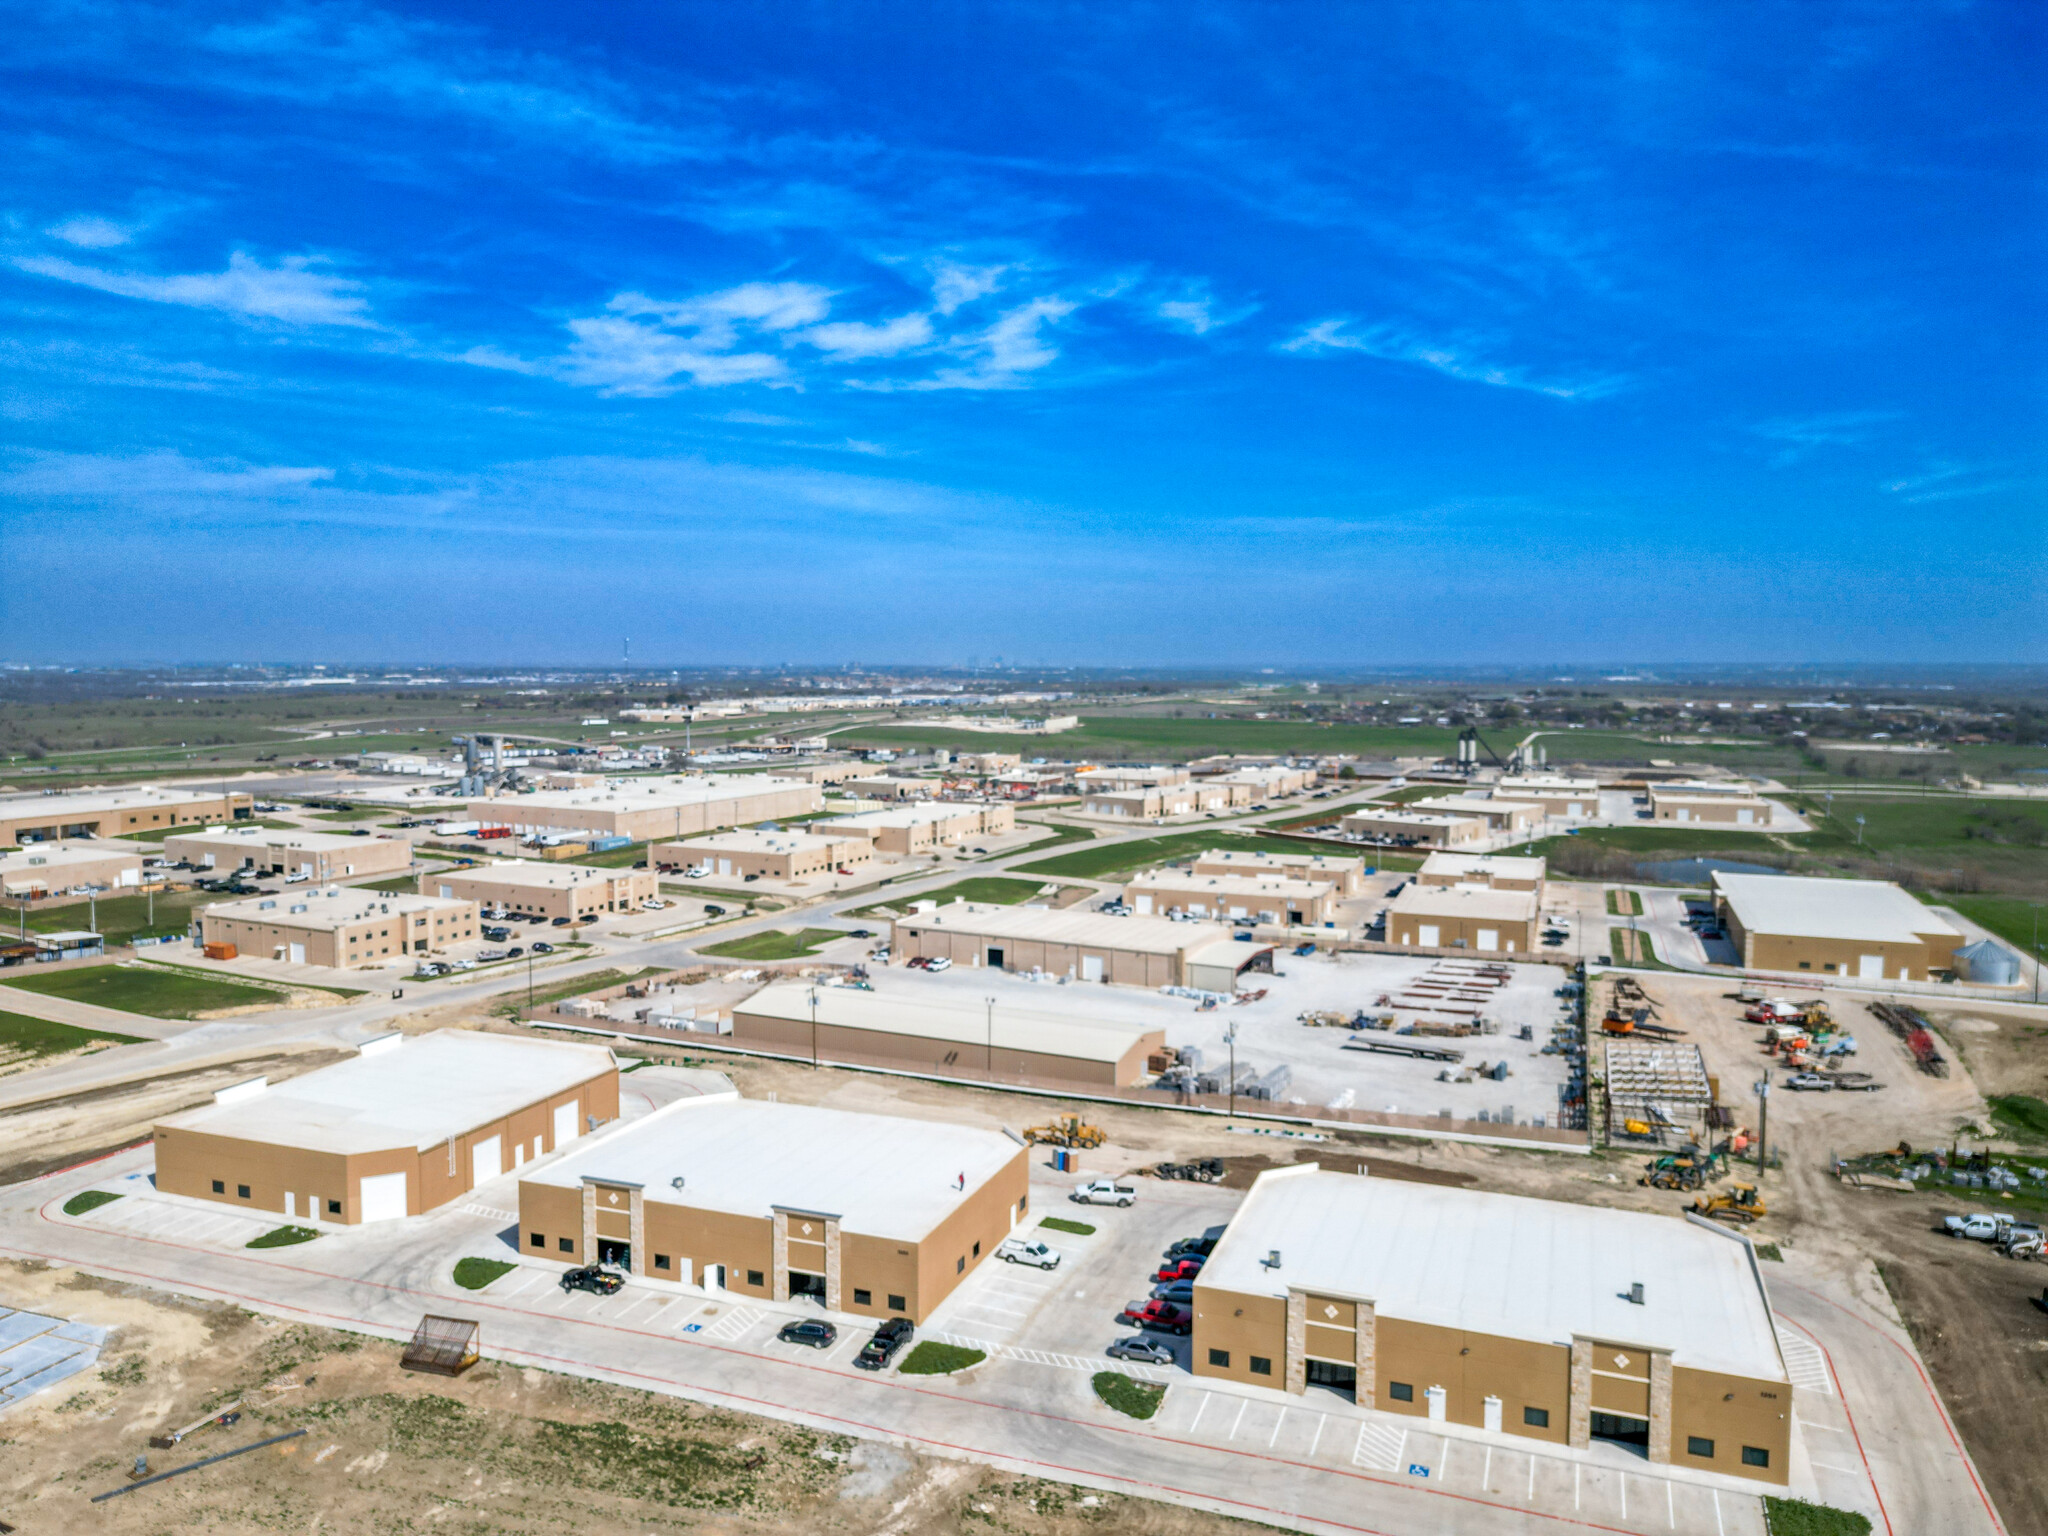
[71,1189,277,1249]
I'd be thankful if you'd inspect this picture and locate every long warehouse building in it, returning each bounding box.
[200,887,478,967]
[165,827,415,881]
[1711,872,1963,982]
[893,903,1231,987]
[731,981,1165,1087]
[424,861,656,922]
[468,774,823,841]
[0,785,254,845]
[154,1030,618,1224]
[519,1092,1027,1323]
[1193,1166,1791,1484]
[0,842,146,897]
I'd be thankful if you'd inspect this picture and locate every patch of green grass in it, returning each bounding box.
[1017,820,1096,850]
[1927,893,2047,959]
[1092,1371,1166,1420]
[1753,1242,1783,1262]
[0,963,287,1018]
[699,927,847,960]
[0,1009,147,1058]
[850,875,1064,918]
[310,807,392,822]
[1606,889,1643,916]
[246,1225,320,1248]
[896,1341,986,1376]
[1038,1216,1096,1236]
[579,841,653,868]
[21,886,221,948]
[111,818,298,843]
[512,965,665,1010]
[1761,1496,1872,1536]
[140,960,365,999]
[1989,1095,2048,1142]
[452,1257,517,1290]
[1017,829,1331,882]
[353,873,421,893]
[62,1190,122,1216]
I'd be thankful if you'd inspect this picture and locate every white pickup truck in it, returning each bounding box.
[1944,1213,2036,1242]
[1071,1180,1137,1208]
[995,1237,1061,1270]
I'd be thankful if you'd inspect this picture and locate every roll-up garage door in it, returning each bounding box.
[470,1135,502,1185]
[553,1100,581,1147]
[1418,924,1441,947]
[359,1171,408,1223]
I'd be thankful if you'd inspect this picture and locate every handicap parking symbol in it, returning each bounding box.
[683,1323,703,1333]
[1406,1464,1431,1478]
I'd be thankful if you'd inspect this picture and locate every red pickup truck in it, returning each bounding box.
[1153,1256,1205,1284]
[1120,1299,1193,1335]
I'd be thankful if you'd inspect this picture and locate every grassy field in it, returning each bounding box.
[1926,894,2046,961]
[850,876,1060,918]
[1016,828,1334,881]
[513,965,666,1010]
[0,1008,147,1059]
[699,928,847,960]
[20,887,218,946]
[836,716,1461,761]
[579,841,652,868]
[1784,793,2048,894]
[354,873,422,894]
[1015,820,1096,850]
[0,963,287,1018]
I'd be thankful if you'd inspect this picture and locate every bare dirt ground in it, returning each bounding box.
[0,1262,1275,1536]
[1920,1000,2048,1101]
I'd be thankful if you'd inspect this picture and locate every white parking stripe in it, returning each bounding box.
[1187,1393,1213,1434]
[1267,1408,1286,1448]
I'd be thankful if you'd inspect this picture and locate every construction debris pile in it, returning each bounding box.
[1867,1001,1949,1077]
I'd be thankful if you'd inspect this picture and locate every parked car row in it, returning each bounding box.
[905,956,953,972]
[1114,1229,1218,1346]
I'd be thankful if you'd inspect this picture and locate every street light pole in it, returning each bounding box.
[1226,1022,1238,1122]
[985,996,996,1080]
[1755,1079,1770,1179]
[809,985,819,1069]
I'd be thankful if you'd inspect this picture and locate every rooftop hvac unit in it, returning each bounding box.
[289,903,307,914]
[258,899,276,910]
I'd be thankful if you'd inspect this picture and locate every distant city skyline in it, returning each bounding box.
[2,2,2041,663]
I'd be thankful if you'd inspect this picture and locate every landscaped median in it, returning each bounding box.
[246,1225,320,1249]
[62,1191,122,1217]
[1761,1496,1872,1536]
[1091,1372,1166,1419]
[453,1258,517,1290]
[894,1341,985,1376]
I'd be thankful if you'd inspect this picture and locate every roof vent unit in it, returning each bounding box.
[1628,1282,1645,1305]
[1262,1249,1282,1271]
[290,904,307,913]
[670,1176,686,1190]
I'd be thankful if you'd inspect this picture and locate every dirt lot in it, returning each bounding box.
[0,1262,1275,1536]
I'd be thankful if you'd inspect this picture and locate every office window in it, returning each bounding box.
[211,1180,224,1194]
[1207,1349,1230,1368]
[236,1184,250,1199]
[1688,1436,1715,1458]
[1798,961,1811,970]
[972,1240,981,1257]
[1249,1356,1272,1376]
[559,1237,574,1253]
[530,1232,545,1248]
[1388,1381,1414,1402]
[654,1254,671,1271]
[1525,1407,1550,1428]
[1741,1446,1770,1469]
[328,1199,341,1215]
[1018,1193,1028,1214]
[887,1294,906,1312]
[853,1289,872,1307]
[747,1270,764,1288]
[957,1256,965,1273]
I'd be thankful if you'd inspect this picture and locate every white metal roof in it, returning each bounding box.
[476,774,814,812]
[1198,1167,1786,1383]
[0,842,143,870]
[434,861,638,890]
[1388,884,1538,921]
[897,901,1230,955]
[1191,849,1364,877]
[204,888,470,931]
[735,981,1161,1063]
[1418,853,1548,882]
[1127,871,1334,900]
[167,828,395,855]
[824,803,996,830]
[0,785,241,820]
[1496,776,1599,795]
[1411,796,1544,817]
[1713,872,1959,945]
[524,1093,1020,1242]
[664,828,859,853]
[1341,809,1484,828]
[156,1029,615,1155]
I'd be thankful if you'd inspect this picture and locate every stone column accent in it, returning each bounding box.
[1568,1338,1593,1449]
[1354,1300,1377,1405]
[579,1182,597,1264]
[1284,1289,1308,1394]
[771,1210,790,1302]
[628,1187,646,1278]
[824,1216,842,1312]
[1647,1350,1673,1465]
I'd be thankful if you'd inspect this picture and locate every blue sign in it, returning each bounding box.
[1406,1464,1431,1478]
[683,1323,703,1333]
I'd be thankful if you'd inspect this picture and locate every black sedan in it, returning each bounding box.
[777,1320,838,1349]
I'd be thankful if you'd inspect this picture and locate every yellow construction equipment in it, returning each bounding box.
[1023,1115,1106,1149]
[1689,1183,1767,1224]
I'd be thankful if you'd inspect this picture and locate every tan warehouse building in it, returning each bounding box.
[893,903,1229,986]
[1192,1167,1790,1485]
[1124,871,1338,926]
[0,842,146,897]
[425,861,656,922]
[200,888,478,967]
[0,784,254,845]
[1209,765,1317,798]
[731,982,1164,1087]
[824,802,1014,855]
[165,827,414,882]
[1385,884,1538,952]
[469,774,823,842]
[1417,852,1547,895]
[1410,796,1546,835]
[1192,849,1365,896]
[154,1029,618,1224]
[1648,788,1775,826]
[518,1093,1027,1323]
[1712,872,1962,981]
[1081,782,1245,819]
[1493,776,1599,818]
[656,828,873,880]
[1340,809,1487,849]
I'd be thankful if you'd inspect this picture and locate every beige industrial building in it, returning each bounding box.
[1081,781,1245,820]
[1192,1167,1790,1484]
[1192,849,1365,897]
[781,761,887,786]
[731,982,1165,1087]
[154,1029,618,1224]
[1075,766,1191,790]
[469,775,823,842]
[200,888,478,967]
[1711,872,1962,981]
[517,1093,1027,1323]
[1648,789,1775,826]
[1340,809,1487,849]
[656,828,873,880]
[894,903,1230,986]
[1125,871,1338,926]
[1210,765,1317,797]
[165,827,414,882]
[955,752,1023,775]
[1494,776,1599,818]
[0,842,146,897]
[1410,796,1545,835]
[1385,884,1539,952]
[0,785,254,845]
[1417,852,1548,895]
[858,775,939,801]
[824,802,1015,855]
[425,862,656,922]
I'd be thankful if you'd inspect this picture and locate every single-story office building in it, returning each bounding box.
[425,862,656,922]
[1416,852,1548,895]
[1191,849,1366,897]
[1384,885,1539,952]
[1493,777,1599,819]
[1339,810,1488,849]
[1648,789,1775,826]
[1409,796,1546,835]
[823,802,1015,856]
[893,903,1230,987]
[200,888,478,967]
[1124,871,1338,926]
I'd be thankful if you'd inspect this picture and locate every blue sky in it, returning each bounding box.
[2,1,2042,667]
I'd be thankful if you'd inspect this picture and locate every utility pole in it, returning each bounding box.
[2034,905,2042,1006]
[1226,1022,1239,1122]
[528,952,535,1014]
[809,985,819,1069]
[1755,1079,1769,1179]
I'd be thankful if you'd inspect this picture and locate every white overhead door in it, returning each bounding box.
[1476,929,1499,952]
[717,858,732,876]
[1858,954,1886,980]
[470,1135,502,1186]
[1080,955,1104,982]
[552,1100,581,1148]
[1736,808,1755,825]
[359,1171,408,1223]
[1417,924,1441,947]
[1135,895,1153,914]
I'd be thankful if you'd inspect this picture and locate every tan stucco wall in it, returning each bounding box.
[1387,910,1536,952]
[0,792,252,844]
[895,921,1186,986]
[727,1008,1163,1088]
[1719,901,1957,981]
[1670,1365,1791,1485]
[429,867,654,921]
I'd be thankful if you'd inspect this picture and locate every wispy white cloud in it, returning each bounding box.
[1153,281,1255,336]
[45,215,135,249]
[11,251,375,328]
[1880,462,2011,504]
[854,296,1076,392]
[797,312,934,361]
[928,260,1008,314]
[1280,318,1621,399]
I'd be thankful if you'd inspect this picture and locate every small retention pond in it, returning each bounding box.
[1632,856,1780,885]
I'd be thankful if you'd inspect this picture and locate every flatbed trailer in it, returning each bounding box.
[1343,1036,1465,1063]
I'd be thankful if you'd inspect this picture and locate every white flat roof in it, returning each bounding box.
[825,803,994,830]
[157,1029,614,1155]
[1648,789,1770,806]
[525,1093,1018,1243]
[206,888,470,929]
[1418,853,1548,881]
[664,828,855,853]
[476,774,813,813]
[1341,809,1482,827]
[898,902,1229,955]
[1713,873,1959,945]
[1388,885,1538,921]
[1193,849,1364,875]
[435,861,636,890]
[737,981,1159,1063]
[1198,1168,1786,1382]
[1128,872,1334,900]
[0,842,143,869]
[0,785,241,820]
[1496,776,1599,794]
[168,828,395,854]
